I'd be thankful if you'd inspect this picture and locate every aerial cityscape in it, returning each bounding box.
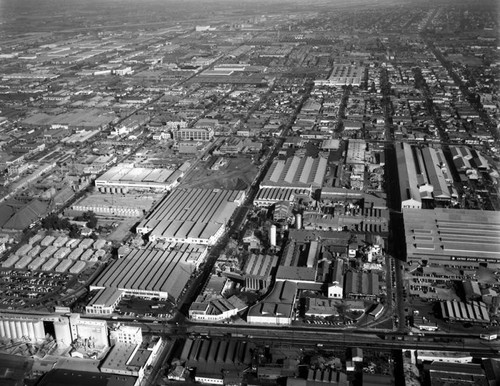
[0,0,499,385]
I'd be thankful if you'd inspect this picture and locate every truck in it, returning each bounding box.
[479,333,497,341]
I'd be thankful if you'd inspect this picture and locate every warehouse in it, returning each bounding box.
[242,254,278,291]
[395,142,452,210]
[344,271,379,300]
[95,164,183,193]
[254,187,310,207]
[247,280,297,325]
[179,338,253,385]
[136,189,244,244]
[71,193,157,218]
[260,153,328,190]
[403,208,500,269]
[90,244,208,301]
[439,300,490,324]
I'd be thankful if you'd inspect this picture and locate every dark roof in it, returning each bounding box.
[3,199,48,230]
[37,369,137,386]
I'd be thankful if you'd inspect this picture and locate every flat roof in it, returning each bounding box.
[101,343,138,371]
[404,208,500,263]
[36,369,137,386]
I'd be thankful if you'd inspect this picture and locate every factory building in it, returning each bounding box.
[395,142,453,210]
[260,153,328,190]
[254,187,310,207]
[314,64,365,87]
[136,189,244,244]
[91,244,208,301]
[242,254,278,291]
[403,208,500,269]
[179,338,254,385]
[247,281,297,325]
[95,164,183,193]
[0,312,108,349]
[174,126,214,142]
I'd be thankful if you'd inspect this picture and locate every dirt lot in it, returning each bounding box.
[179,155,259,190]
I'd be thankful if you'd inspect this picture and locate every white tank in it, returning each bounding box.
[27,322,35,340]
[15,321,22,338]
[21,321,29,338]
[296,214,302,230]
[34,321,45,341]
[4,321,11,339]
[0,320,5,338]
[269,224,277,247]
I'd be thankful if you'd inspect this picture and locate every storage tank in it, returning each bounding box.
[94,249,106,259]
[93,239,106,250]
[0,320,5,338]
[21,321,29,337]
[296,213,302,230]
[9,321,16,339]
[27,322,35,339]
[34,322,44,341]
[4,321,12,339]
[269,225,277,247]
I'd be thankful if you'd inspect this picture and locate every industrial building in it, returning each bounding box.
[95,164,183,193]
[91,244,208,301]
[403,208,500,269]
[85,288,124,315]
[439,300,490,324]
[254,187,310,207]
[260,153,328,190]
[344,271,380,300]
[395,142,453,210]
[242,254,279,291]
[188,295,247,322]
[247,280,297,325]
[0,312,108,349]
[174,126,214,141]
[188,274,248,321]
[136,189,245,244]
[179,338,254,384]
[70,194,157,217]
[315,64,365,87]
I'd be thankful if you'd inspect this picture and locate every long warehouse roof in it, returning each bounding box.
[404,208,500,261]
[92,244,206,299]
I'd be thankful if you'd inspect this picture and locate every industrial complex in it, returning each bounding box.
[0,1,499,385]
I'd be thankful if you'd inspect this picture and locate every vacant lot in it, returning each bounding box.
[179,155,259,190]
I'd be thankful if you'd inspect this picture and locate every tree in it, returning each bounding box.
[82,211,98,229]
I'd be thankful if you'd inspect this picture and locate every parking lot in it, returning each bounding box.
[0,269,77,309]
